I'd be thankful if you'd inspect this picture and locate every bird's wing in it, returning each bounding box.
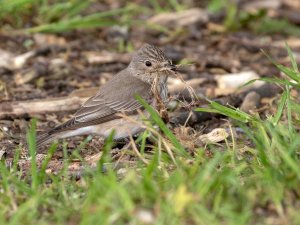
[48,71,152,134]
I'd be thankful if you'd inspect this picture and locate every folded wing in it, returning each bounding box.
[48,71,152,135]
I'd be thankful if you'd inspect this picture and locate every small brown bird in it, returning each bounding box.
[37,44,176,148]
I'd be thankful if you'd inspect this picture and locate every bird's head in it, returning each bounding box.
[129,44,176,82]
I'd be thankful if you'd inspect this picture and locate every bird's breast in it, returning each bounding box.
[156,74,168,104]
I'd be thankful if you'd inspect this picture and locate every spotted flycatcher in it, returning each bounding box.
[37,44,176,148]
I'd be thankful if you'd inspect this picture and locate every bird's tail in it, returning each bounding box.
[36,132,58,151]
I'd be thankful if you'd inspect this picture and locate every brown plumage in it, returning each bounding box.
[36,44,176,148]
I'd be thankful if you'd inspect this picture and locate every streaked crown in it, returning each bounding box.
[133,44,172,64]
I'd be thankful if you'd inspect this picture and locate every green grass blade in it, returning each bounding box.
[276,64,300,83]
[65,1,91,19]
[277,146,300,178]
[0,0,35,12]
[285,42,299,72]
[196,101,255,123]
[0,161,9,192]
[148,0,163,12]
[39,143,58,183]
[97,130,115,172]
[262,49,300,83]
[285,85,294,134]
[26,119,38,191]
[194,108,220,114]
[12,146,21,172]
[211,102,255,122]
[135,95,188,158]
[26,6,133,33]
[271,90,287,125]
[260,77,300,87]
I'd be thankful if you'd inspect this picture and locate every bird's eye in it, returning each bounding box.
[145,60,152,67]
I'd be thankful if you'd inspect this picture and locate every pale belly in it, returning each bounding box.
[60,114,143,140]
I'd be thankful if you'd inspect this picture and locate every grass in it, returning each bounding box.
[0,0,185,34]
[1,45,300,225]
[2,0,299,37]
[0,0,142,33]
[207,0,300,36]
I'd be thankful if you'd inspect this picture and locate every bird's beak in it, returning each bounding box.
[165,64,177,72]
